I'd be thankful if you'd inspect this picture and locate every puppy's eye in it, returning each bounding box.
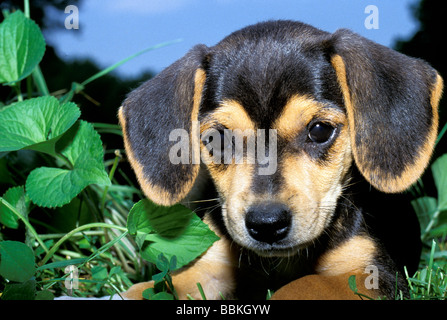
[204,130,227,147]
[202,129,233,159]
[308,122,335,143]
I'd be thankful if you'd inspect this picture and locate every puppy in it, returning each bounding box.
[118,20,443,300]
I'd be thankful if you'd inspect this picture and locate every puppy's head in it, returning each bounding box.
[119,21,443,257]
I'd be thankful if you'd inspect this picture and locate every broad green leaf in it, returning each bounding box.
[50,197,93,233]
[0,96,80,155]
[127,199,219,269]
[35,290,54,300]
[127,199,193,237]
[1,280,37,300]
[0,11,46,84]
[150,292,175,300]
[26,121,111,208]
[140,215,219,269]
[92,266,108,281]
[142,287,174,300]
[0,186,30,229]
[0,241,36,282]
[432,154,447,210]
[411,196,437,234]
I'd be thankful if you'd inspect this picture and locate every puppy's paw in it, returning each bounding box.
[270,274,370,300]
[121,280,155,300]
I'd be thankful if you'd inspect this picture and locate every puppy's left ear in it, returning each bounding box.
[119,45,208,206]
[328,29,443,193]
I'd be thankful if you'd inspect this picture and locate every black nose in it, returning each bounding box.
[245,203,291,244]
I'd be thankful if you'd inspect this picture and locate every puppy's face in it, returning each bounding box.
[199,49,353,256]
[119,21,441,259]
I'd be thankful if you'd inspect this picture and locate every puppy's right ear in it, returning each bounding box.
[119,45,208,206]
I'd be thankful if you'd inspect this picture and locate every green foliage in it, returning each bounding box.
[0,96,80,154]
[408,156,447,299]
[0,5,216,301]
[142,254,178,300]
[127,199,219,269]
[405,240,447,299]
[26,121,111,208]
[0,11,45,84]
[0,241,36,282]
[0,186,30,229]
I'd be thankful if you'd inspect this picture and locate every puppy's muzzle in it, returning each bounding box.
[245,203,291,244]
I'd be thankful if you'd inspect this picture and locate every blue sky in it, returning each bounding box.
[44,0,420,79]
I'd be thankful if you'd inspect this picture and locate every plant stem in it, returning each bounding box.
[26,75,33,99]
[32,66,50,96]
[101,150,121,214]
[38,230,107,240]
[14,83,23,101]
[39,222,128,266]
[422,209,441,241]
[24,0,30,18]
[0,197,49,253]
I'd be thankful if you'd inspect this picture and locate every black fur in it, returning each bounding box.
[121,20,441,299]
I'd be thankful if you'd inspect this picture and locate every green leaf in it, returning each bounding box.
[142,287,175,300]
[0,240,36,282]
[92,266,108,281]
[35,290,54,300]
[140,216,218,269]
[150,291,175,300]
[26,121,111,208]
[127,199,193,237]
[36,258,88,271]
[0,96,80,155]
[348,275,358,293]
[127,199,219,269]
[50,197,93,233]
[142,288,156,300]
[0,186,30,229]
[0,10,46,84]
[411,196,437,233]
[432,154,447,210]
[1,280,36,300]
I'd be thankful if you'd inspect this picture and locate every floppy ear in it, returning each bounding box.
[119,45,208,206]
[329,29,443,193]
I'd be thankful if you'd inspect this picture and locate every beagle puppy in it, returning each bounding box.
[118,20,443,300]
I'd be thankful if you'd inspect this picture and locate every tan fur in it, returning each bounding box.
[199,95,353,255]
[331,55,443,193]
[122,215,237,300]
[274,97,352,248]
[206,99,256,131]
[270,273,376,300]
[118,69,206,206]
[119,23,441,301]
[273,95,346,140]
[315,236,376,276]
[118,107,174,206]
[271,236,378,300]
